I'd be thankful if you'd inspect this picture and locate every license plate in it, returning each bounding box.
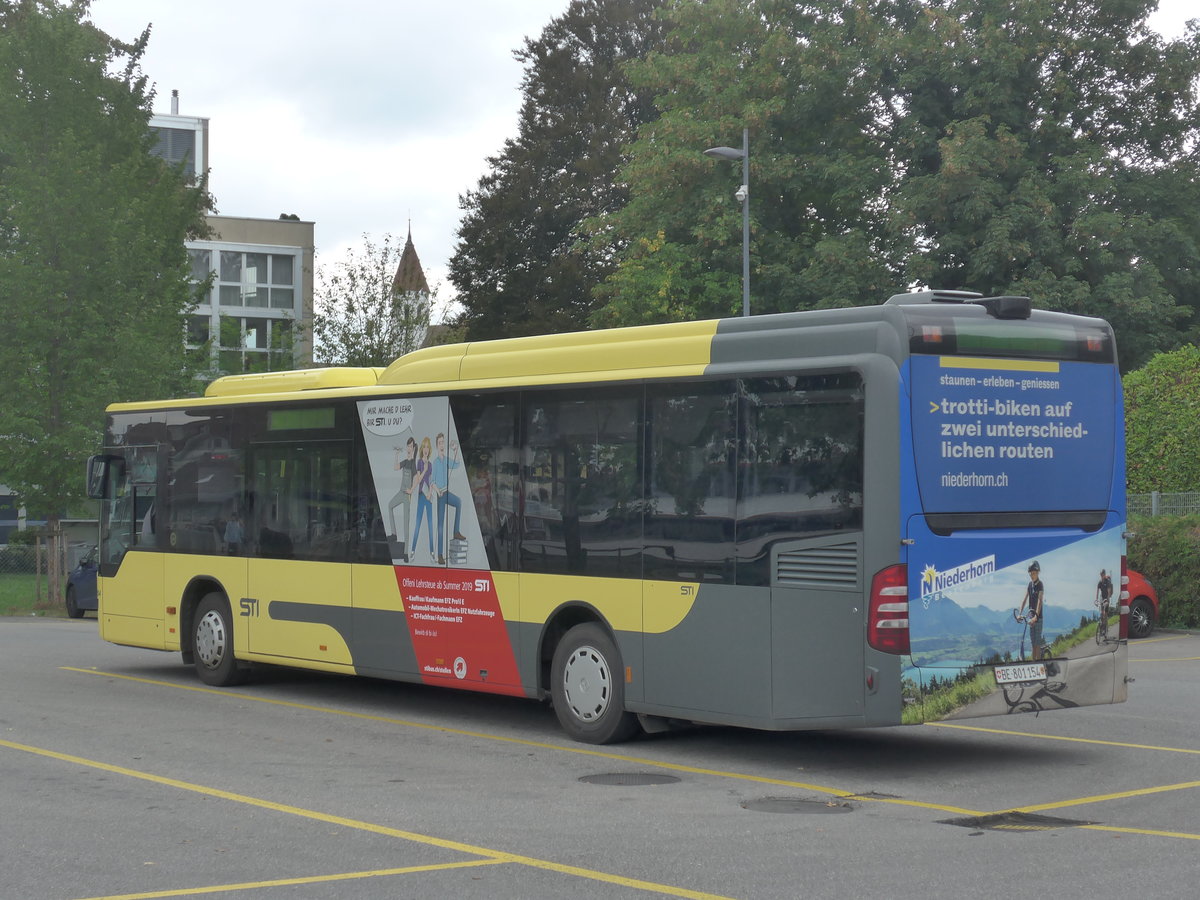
[994,663,1047,684]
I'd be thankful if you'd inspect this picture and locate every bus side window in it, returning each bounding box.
[453,395,520,572]
[164,411,239,555]
[645,383,737,584]
[353,439,390,563]
[521,390,641,578]
[249,444,351,563]
[737,374,864,586]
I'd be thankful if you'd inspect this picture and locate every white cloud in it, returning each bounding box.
[88,0,569,305]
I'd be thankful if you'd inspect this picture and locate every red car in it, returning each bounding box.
[1126,569,1159,639]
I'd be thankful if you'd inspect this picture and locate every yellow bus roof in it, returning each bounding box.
[109,317,722,411]
[378,318,719,386]
[204,367,385,398]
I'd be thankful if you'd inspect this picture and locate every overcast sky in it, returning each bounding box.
[87,0,570,318]
[87,0,1195,319]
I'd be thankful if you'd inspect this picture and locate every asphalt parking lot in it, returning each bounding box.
[3,617,1198,900]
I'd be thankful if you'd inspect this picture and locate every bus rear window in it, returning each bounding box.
[907,314,1114,364]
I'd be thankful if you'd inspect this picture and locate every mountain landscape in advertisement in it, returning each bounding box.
[908,526,1123,671]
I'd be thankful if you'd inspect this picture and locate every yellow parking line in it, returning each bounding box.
[75,860,507,900]
[54,668,1200,843]
[70,667,1200,834]
[926,721,1200,756]
[62,667,978,815]
[1130,657,1200,662]
[1,737,732,900]
[1131,634,1194,645]
[1080,824,1200,841]
[927,723,1200,835]
[1010,780,1200,814]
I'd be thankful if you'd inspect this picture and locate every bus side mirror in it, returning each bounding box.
[86,454,123,499]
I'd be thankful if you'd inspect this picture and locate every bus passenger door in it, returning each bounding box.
[98,444,168,648]
[243,442,355,667]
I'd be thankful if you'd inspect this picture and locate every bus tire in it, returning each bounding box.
[193,592,248,686]
[550,623,639,744]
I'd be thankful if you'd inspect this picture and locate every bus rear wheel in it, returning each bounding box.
[551,623,639,744]
[193,593,248,686]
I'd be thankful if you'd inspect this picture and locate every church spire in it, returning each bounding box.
[392,224,430,295]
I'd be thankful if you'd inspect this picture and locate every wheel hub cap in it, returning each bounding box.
[563,645,610,722]
[196,610,227,669]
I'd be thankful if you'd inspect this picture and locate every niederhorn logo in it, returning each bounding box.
[920,555,996,601]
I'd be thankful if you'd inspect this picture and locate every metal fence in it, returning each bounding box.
[1129,492,1200,517]
[0,534,82,608]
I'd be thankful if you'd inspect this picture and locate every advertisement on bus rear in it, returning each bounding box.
[900,354,1125,720]
[909,355,1117,514]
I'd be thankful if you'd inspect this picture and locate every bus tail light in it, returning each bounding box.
[868,564,910,655]
[1118,555,1130,640]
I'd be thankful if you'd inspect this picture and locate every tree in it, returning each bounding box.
[1123,345,1200,493]
[312,232,431,366]
[0,1,210,594]
[448,0,667,340]
[590,0,904,327]
[884,0,1200,371]
[588,0,1200,359]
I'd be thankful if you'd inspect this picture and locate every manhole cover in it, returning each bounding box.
[578,773,681,786]
[941,811,1096,832]
[741,797,856,814]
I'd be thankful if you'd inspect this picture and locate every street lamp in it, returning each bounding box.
[704,127,750,317]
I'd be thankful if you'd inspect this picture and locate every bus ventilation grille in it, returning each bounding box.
[774,541,860,589]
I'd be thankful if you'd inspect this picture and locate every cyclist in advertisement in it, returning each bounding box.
[1018,561,1046,660]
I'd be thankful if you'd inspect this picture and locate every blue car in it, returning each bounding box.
[65,546,98,618]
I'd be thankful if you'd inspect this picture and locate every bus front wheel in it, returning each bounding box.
[550,623,639,744]
[193,593,248,687]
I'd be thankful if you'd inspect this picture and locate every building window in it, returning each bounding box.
[153,127,198,177]
[185,241,303,373]
[188,248,212,282]
[217,315,294,374]
[216,251,295,310]
[187,316,210,344]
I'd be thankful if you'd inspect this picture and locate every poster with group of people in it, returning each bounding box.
[358,397,487,569]
[357,397,520,693]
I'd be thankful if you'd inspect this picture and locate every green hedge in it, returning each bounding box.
[1127,515,1200,629]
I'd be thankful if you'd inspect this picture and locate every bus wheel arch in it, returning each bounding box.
[546,616,639,744]
[179,577,225,665]
[190,589,249,686]
[538,604,603,696]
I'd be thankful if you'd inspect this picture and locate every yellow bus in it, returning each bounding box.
[87,290,1129,742]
